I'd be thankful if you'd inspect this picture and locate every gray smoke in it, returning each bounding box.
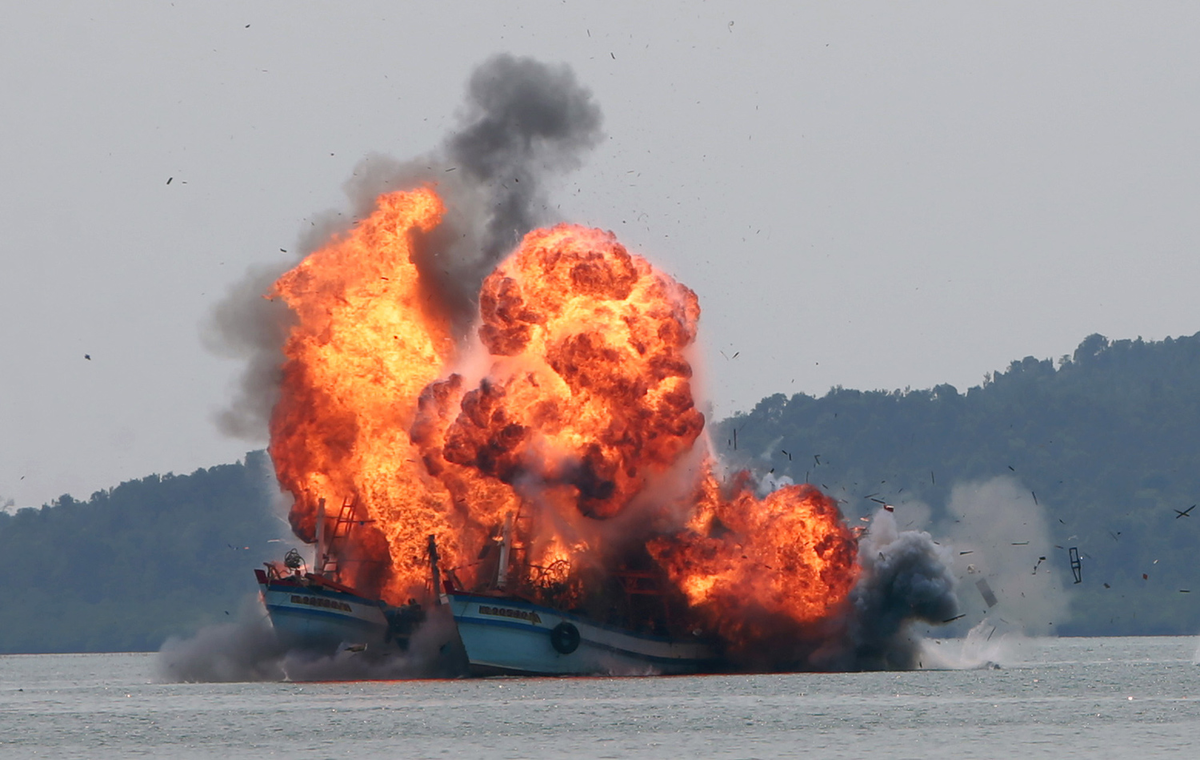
[156,598,465,682]
[205,54,603,442]
[841,509,959,670]
[448,55,604,266]
[202,265,295,439]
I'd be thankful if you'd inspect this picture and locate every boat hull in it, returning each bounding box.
[447,592,717,676]
[255,571,390,653]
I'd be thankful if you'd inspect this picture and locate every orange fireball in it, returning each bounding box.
[266,185,860,657]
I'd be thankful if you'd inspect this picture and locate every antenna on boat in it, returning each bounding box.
[496,512,513,590]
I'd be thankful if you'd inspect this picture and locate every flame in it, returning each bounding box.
[649,465,858,648]
[267,186,860,659]
[268,187,460,599]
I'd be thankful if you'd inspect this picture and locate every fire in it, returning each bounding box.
[649,466,858,648]
[267,186,859,657]
[268,187,460,598]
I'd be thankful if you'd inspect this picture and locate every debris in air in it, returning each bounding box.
[166,177,173,185]
[84,354,91,361]
[1174,504,1195,519]
[1068,547,1082,584]
[976,578,998,607]
[942,614,966,623]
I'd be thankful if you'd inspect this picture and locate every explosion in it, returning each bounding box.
[265,182,859,667]
[205,55,961,675]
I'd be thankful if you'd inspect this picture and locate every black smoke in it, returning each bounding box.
[809,509,959,671]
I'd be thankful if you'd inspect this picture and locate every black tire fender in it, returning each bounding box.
[550,621,580,654]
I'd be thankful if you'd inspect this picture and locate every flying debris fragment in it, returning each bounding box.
[976,578,998,607]
[942,614,966,623]
[1068,547,1082,584]
[1174,504,1195,519]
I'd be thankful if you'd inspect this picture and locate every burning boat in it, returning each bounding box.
[257,186,860,674]
[255,497,423,655]
[433,518,719,676]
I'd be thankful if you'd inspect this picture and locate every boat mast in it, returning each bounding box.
[496,511,513,590]
[315,497,326,576]
[427,534,442,605]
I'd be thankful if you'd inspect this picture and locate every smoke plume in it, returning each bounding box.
[842,509,959,669]
[156,598,464,682]
[205,54,603,441]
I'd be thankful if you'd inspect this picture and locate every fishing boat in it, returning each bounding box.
[444,590,717,676]
[255,497,423,655]
[435,515,719,676]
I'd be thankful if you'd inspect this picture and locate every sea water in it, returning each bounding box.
[1,636,1198,759]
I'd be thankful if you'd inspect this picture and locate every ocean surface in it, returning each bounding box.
[2,636,1198,759]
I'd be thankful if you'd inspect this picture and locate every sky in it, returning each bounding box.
[3,2,1199,509]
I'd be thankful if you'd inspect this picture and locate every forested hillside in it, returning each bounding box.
[0,452,288,653]
[3,333,1199,653]
[715,333,1200,636]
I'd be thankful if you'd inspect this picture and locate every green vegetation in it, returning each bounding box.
[0,452,288,653]
[715,332,1200,636]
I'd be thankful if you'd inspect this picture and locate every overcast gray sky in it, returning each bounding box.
[3,2,1199,509]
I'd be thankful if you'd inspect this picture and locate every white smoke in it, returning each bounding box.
[938,476,1070,636]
